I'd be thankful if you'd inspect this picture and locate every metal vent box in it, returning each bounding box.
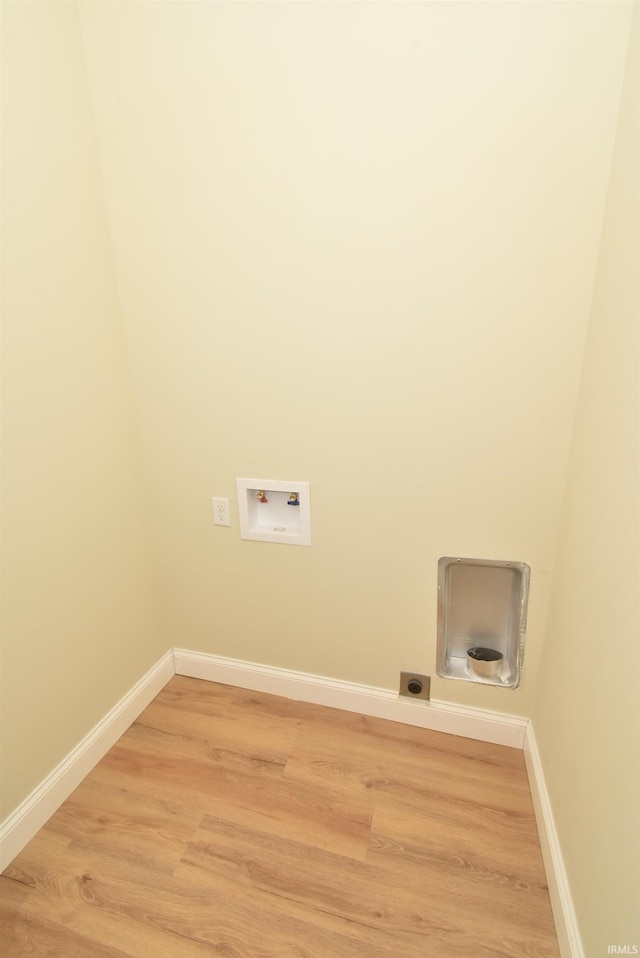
[436,557,530,689]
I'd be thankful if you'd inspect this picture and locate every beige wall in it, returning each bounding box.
[0,1,163,818]
[78,0,631,715]
[531,4,640,952]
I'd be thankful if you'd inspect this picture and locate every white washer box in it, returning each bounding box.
[236,478,311,546]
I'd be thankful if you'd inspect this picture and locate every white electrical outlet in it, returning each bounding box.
[212,497,230,526]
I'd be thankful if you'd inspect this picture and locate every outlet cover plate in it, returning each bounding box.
[399,672,431,701]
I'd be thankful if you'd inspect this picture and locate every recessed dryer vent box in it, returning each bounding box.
[436,556,530,689]
[236,478,310,546]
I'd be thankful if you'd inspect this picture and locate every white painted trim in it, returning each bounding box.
[524,722,584,958]
[0,651,174,872]
[173,649,528,748]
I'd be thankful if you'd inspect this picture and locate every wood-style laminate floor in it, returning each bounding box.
[1,676,560,957]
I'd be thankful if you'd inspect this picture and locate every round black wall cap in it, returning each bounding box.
[467,647,503,662]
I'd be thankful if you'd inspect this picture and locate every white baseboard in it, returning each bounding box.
[524,723,584,958]
[0,651,174,873]
[173,649,528,749]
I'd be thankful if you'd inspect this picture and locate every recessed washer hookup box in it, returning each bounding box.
[236,478,311,546]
